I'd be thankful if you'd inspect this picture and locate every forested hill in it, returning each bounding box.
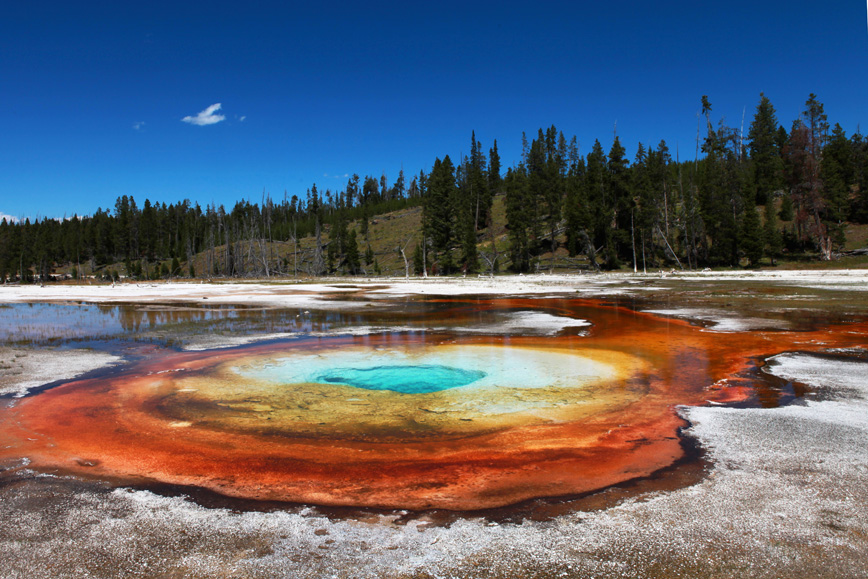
[2,93,868,282]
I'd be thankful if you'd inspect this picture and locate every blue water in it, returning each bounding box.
[313,365,486,394]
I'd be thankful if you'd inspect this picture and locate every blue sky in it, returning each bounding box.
[2,1,867,221]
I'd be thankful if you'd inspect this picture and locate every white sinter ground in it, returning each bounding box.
[1,270,867,578]
[0,268,865,306]
[640,308,794,332]
[300,311,591,341]
[0,347,120,398]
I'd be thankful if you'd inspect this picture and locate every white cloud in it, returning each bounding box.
[323,173,350,179]
[133,121,145,130]
[238,115,246,122]
[0,212,19,223]
[182,103,226,126]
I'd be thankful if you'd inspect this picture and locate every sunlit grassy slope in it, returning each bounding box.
[74,195,868,280]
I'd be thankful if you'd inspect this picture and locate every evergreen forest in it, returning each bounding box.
[2,93,868,282]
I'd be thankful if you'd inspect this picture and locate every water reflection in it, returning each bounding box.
[0,297,598,347]
[0,302,407,346]
[3,293,866,511]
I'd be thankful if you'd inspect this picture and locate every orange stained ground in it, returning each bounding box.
[1,298,866,510]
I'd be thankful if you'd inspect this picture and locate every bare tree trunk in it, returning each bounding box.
[398,236,413,280]
[484,230,500,277]
[313,217,324,276]
[676,149,693,270]
[223,216,231,276]
[422,237,428,278]
[656,225,683,270]
[257,237,269,277]
[293,217,298,278]
[641,232,647,274]
[549,223,556,274]
[246,223,254,276]
[631,210,637,273]
[813,209,833,260]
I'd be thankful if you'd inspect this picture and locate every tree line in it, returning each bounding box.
[1,93,867,282]
[0,171,420,281]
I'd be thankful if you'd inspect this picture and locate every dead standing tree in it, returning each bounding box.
[397,236,413,279]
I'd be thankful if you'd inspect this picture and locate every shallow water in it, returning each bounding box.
[0,299,425,346]
[310,365,485,393]
[2,291,867,511]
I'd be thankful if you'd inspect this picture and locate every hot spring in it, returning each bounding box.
[3,295,867,510]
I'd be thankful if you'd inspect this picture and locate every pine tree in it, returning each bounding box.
[527,128,563,270]
[763,198,783,263]
[851,132,868,222]
[310,185,325,275]
[345,174,359,208]
[468,131,491,230]
[505,166,532,272]
[412,242,424,275]
[632,142,655,270]
[454,152,479,273]
[0,219,9,282]
[779,190,794,222]
[6,96,867,279]
[345,229,360,274]
[741,199,764,266]
[326,239,337,273]
[585,140,611,263]
[606,137,631,267]
[459,221,478,273]
[545,128,566,270]
[360,176,379,238]
[564,153,590,258]
[394,169,406,200]
[785,95,832,259]
[331,197,350,272]
[698,98,744,266]
[821,124,852,248]
[140,200,157,262]
[488,140,502,194]
[424,156,457,272]
[748,93,783,205]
